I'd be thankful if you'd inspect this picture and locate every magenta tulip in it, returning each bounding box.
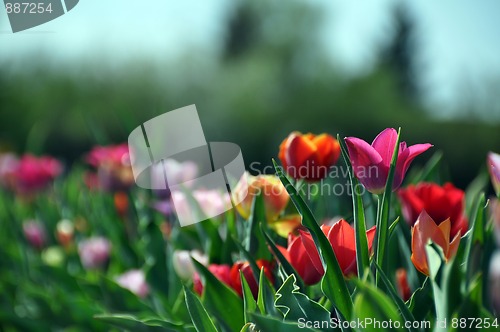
[345,128,432,194]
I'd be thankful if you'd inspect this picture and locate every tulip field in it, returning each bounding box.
[1,128,500,331]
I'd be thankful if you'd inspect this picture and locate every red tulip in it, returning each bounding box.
[395,268,411,302]
[411,211,461,276]
[277,233,324,285]
[398,182,468,239]
[230,260,274,298]
[296,220,376,277]
[345,128,432,194]
[279,132,340,182]
[193,264,232,296]
[488,152,500,196]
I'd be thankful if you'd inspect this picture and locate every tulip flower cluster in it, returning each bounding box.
[3,130,500,332]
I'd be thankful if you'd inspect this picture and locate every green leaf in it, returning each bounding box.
[425,244,446,324]
[407,278,432,321]
[274,275,330,322]
[192,260,244,332]
[94,313,184,332]
[272,159,353,320]
[374,128,401,288]
[247,193,271,259]
[338,136,370,278]
[256,267,279,317]
[260,224,305,291]
[465,194,486,285]
[240,271,258,323]
[248,312,321,332]
[184,286,218,332]
[352,280,405,332]
[373,264,417,332]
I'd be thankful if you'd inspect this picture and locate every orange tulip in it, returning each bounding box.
[279,132,340,182]
[411,210,461,276]
[233,173,289,222]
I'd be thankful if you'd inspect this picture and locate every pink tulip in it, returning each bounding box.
[78,237,111,269]
[345,128,432,194]
[11,154,62,194]
[23,221,46,250]
[85,144,133,191]
[115,269,149,298]
[488,152,500,196]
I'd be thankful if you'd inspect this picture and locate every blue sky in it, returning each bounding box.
[1,0,499,117]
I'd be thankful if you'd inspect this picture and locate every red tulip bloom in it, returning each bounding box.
[279,132,340,182]
[398,182,468,239]
[411,211,461,276]
[345,128,432,194]
[277,233,324,285]
[230,260,274,298]
[193,264,232,296]
[11,154,62,194]
[488,152,500,196]
[297,220,376,277]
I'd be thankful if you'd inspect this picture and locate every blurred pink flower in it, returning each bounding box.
[169,189,231,223]
[0,153,19,189]
[345,128,432,194]
[23,220,46,250]
[10,154,62,194]
[488,152,500,196]
[85,144,133,191]
[115,269,149,298]
[78,237,111,269]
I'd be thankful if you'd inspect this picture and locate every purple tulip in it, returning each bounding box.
[345,128,432,194]
[115,269,149,298]
[23,221,46,250]
[488,152,500,196]
[78,237,111,269]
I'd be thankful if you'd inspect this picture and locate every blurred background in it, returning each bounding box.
[1,0,499,188]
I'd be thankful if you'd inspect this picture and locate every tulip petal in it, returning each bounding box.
[394,143,432,190]
[366,225,377,252]
[285,133,318,170]
[372,128,398,167]
[411,223,429,275]
[326,220,356,274]
[298,229,325,275]
[345,137,385,192]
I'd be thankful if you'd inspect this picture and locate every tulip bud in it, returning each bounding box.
[41,246,65,267]
[23,220,46,250]
[230,260,274,298]
[193,264,232,296]
[173,250,208,280]
[233,173,289,222]
[78,237,111,270]
[411,211,461,276]
[114,191,129,217]
[488,152,500,197]
[279,132,340,182]
[56,219,74,248]
[115,269,149,298]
